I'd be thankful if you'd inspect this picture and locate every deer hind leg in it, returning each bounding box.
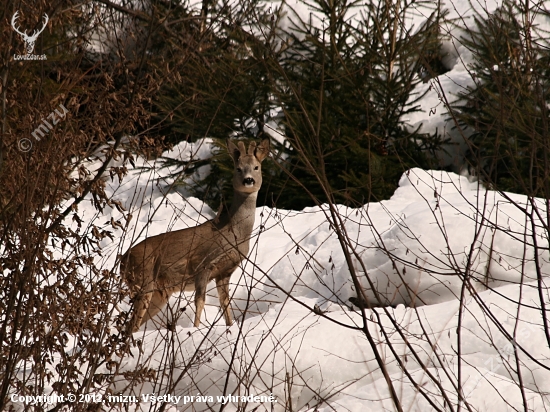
[139,290,170,327]
[132,256,173,331]
[128,264,160,332]
[216,276,233,326]
[122,252,150,333]
[129,289,153,333]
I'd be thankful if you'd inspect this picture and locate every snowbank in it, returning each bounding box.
[69,155,549,411]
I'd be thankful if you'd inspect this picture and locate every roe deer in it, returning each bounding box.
[121,139,270,332]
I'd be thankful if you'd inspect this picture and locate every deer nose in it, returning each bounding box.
[243,177,255,186]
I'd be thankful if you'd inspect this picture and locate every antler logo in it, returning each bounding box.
[11,11,49,55]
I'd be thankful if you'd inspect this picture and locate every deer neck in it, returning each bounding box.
[219,190,257,238]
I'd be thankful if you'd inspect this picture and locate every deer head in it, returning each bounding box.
[227,139,270,195]
[11,11,49,55]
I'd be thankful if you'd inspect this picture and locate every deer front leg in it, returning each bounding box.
[194,257,238,327]
[216,275,233,326]
[194,270,211,327]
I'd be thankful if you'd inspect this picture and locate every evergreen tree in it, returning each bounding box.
[455,0,550,197]
[156,0,448,211]
[266,0,447,209]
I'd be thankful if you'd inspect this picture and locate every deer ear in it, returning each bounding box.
[254,139,270,162]
[227,139,241,163]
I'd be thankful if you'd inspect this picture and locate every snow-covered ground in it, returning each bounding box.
[10,1,550,410]
[47,137,549,411]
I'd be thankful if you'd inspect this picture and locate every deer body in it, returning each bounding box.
[121,139,269,332]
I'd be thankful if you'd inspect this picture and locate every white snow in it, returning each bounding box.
[37,148,549,411]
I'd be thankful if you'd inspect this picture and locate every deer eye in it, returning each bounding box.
[254,166,259,170]
[237,168,242,173]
